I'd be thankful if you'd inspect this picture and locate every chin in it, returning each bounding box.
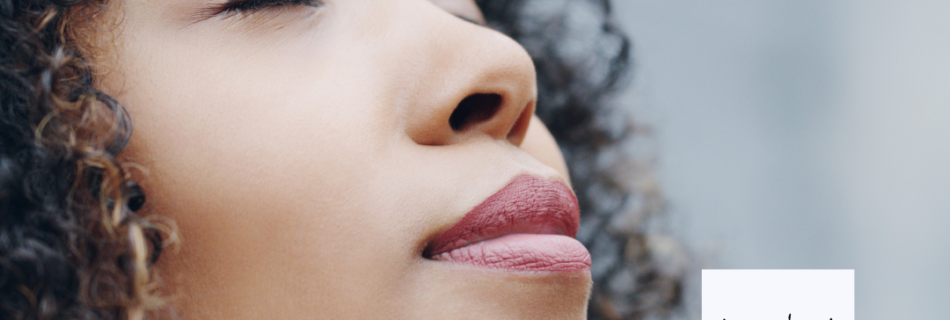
[405,262,592,320]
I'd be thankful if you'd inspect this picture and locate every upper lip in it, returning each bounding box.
[423,175,580,258]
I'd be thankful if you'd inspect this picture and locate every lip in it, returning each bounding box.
[424,175,591,272]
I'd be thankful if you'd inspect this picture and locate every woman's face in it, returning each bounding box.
[101,0,590,318]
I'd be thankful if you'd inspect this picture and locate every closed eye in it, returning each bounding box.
[218,0,322,15]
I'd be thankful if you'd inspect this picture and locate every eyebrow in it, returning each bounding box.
[454,14,486,26]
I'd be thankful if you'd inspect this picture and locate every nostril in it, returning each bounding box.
[449,93,503,131]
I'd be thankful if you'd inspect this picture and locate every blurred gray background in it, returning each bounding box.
[612,1,950,319]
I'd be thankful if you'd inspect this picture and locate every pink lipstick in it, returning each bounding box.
[425,175,591,272]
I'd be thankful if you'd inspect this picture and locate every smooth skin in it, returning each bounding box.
[97,0,588,319]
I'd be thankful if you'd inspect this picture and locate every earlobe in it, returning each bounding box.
[520,115,571,185]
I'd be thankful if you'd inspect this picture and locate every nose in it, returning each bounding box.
[394,1,538,147]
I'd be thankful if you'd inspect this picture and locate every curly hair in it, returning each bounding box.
[1,1,684,320]
[0,1,166,320]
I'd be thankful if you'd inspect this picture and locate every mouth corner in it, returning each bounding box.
[421,243,437,260]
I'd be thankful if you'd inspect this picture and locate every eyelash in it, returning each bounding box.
[218,1,484,27]
[219,0,322,14]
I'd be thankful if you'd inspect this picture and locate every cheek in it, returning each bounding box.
[111,33,425,314]
[123,91,417,317]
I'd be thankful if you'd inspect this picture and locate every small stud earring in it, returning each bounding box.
[125,181,145,212]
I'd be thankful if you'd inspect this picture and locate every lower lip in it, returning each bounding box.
[430,234,591,272]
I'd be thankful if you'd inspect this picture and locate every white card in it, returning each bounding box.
[702,269,854,320]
